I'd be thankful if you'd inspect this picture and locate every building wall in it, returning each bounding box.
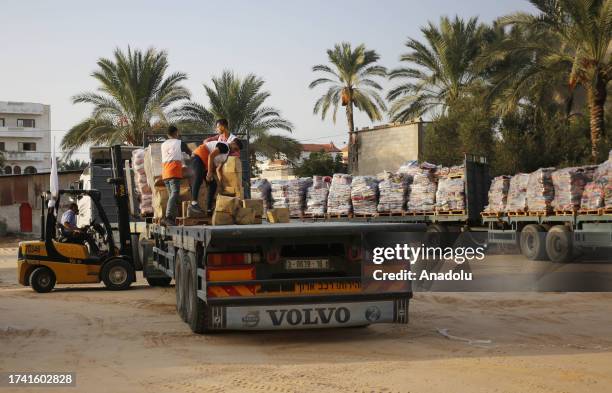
[0,170,82,234]
[0,101,52,174]
[354,121,425,176]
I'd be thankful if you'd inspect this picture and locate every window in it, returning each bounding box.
[20,142,36,151]
[0,142,4,151]
[17,119,35,128]
[3,166,11,175]
[0,118,5,127]
[13,166,21,175]
[24,166,37,174]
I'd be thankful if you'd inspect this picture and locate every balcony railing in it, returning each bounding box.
[0,127,47,138]
[2,151,48,161]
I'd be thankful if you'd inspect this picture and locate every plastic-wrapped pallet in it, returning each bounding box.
[435,178,465,211]
[327,174,353,215]
[505,173,530,212]
[132,148,153,215]
[286,178,312,216]
[305,176,329,216]
[404,163,437,212]
[377,171,411,213]
[251,178,272,210]
[526,168,555,212]
[581,153,612,209]
[351,176,379,215]
[484,176,511,213]
[271,180,289,209]
[551,167,594,211]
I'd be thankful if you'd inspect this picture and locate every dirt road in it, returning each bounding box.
[1,249,612,393]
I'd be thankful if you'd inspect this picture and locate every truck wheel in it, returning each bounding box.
[520,224,548,261]
[546,225,573,263]
[101,258,135,290]
[424,224,448,249]
[30,267,56,293]
[146,277,172,287]
[174,250,187,322]
[185,251,210,334]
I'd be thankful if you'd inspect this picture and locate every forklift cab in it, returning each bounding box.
[17,189,136,293]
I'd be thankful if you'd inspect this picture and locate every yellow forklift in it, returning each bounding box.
[17,146,138,293]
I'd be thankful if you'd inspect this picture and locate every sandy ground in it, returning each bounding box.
[1,247,612,393]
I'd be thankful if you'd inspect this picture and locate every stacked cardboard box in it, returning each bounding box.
[219,157,244,198]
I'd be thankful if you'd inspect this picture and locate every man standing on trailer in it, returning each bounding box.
[161,125,191,226]
[205,119,240,157]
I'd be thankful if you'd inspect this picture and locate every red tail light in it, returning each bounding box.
[206,253,261,266]
[346,244,363,262]
[266,248,280,264]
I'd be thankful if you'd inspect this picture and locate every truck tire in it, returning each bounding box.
[520,224,548,261]
[185,251,210,334]
[546,225,573,263]
[174,250,187,322]
[101,258,135,290]
[424,224,448,249]
[146,277,172,287]
[30,267,56,293]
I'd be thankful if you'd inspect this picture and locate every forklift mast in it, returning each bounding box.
[109,145,133,260]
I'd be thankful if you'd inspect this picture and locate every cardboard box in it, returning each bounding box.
[152,181,192,218]
[235,207,256,225]
[242,199,264,217]
[215,195,240,214]
[266,208,290,223]
[212,211,234,226]
[144,143,163,189]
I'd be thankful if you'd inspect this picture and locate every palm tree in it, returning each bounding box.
[497,0,612,161]
[61,47,190,156]
[387,16,488,122]
[309,42,387,172]
[59,159,89,171]
[171,70,301,170]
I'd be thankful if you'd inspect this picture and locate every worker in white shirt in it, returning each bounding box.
[160,125,191,226]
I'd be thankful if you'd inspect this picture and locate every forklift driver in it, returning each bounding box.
[61,203,98,253]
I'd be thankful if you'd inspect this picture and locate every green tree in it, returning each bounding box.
[496,0,612,161]
[387,16,488,121]
[61,47,189,156]
[309,43,387,172]
[293,151,347,177]
[59,159,89,171]
[172,70,301,173]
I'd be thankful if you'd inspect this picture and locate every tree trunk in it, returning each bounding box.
[346,89,357,174]
[587,77,607,162]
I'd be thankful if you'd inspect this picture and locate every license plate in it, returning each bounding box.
[295,281,361,294]
[285,259,330,270]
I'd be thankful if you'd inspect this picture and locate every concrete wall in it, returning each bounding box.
[0,170,82,234]
[354,121,425,176]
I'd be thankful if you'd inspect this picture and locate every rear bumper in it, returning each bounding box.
[206,296,409,330]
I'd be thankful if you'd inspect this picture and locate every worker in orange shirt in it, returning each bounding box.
[160,125,191,226]
[188,139,243,216]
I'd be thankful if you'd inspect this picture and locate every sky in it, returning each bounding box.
[0,0,535,161]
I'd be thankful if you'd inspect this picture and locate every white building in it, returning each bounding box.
[0,101,51,175]
[298,142,342,163]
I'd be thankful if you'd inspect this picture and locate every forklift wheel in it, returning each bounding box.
[101,259,135,291]
[146,277,172,287]
[30,267,56,293]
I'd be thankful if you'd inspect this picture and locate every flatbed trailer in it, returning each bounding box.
[142,221,419,333]
[483,212,612,262]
